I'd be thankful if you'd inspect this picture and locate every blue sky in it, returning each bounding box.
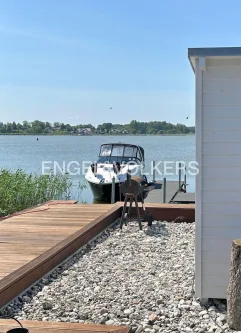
[0,0,240,126]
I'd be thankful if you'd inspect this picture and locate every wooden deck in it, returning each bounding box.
[0,201,122,308]
[0,199,195,310]
[0,319,129,332]
[0,199,195,333]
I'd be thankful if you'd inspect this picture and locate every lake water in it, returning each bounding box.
[0,135,195,203]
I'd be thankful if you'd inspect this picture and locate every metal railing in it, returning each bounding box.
[151,160,188,203]
[163,177,166,203]
[111,162,188,204]
[111,176,115,204]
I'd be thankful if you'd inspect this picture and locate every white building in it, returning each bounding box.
[188,47,241,300]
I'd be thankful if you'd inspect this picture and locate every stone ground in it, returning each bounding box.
[1,219,236,333]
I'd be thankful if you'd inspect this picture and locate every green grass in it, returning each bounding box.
[0,168,83,217]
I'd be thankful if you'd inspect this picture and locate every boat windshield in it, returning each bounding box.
[97,144,143,164]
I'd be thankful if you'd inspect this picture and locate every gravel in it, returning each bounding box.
[1,219,235,332]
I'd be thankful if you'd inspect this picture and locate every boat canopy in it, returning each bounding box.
[97,143,144,164]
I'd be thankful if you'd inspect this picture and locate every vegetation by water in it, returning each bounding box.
[0,120,195,135]
[0,169,82,217]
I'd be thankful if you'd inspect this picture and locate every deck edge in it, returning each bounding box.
[116,201,195,222]
[0,203,121,308]
[0,319,130,332]
[0,200,77,222]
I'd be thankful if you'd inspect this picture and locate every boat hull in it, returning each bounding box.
[88,181,121,202]
[88,181,149,203]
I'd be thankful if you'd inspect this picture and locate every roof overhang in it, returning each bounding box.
[188,47,241,72]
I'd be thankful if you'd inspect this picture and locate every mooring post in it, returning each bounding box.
[111,176,115,204]
[178,162,181,189]
[184,166,187,191]
[152,161,155,182]
[163,177,166,203]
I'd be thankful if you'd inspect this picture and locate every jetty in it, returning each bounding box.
[143,161,195,204]
[145,179,195,204]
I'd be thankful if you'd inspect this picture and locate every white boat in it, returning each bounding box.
[85,143,150,202]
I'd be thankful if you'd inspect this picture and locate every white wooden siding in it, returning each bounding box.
[202,179,241,191]
[203,262,230,274]
[203,93,241,106]
[203,105,241,117]
[203,165,241,178]
[203,117,241,130]
[203,130,241,143]
[202,274,229,288]
[203,80,241,94]
[202,286,228,299]
[203,202,241,215]
[203,66,241,79]
[203,154,241,166]
[202,237,234,250]
[197,57,241,299]
[202,215,241,227]
[202,190,241,203]
[203,143,241,154]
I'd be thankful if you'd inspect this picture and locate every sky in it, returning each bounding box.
[0,0,241,127]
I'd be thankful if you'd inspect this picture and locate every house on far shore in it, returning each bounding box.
[53,126,61,131]
[110,129,120,134]
[188,46,241,302]
[77,128,93,135]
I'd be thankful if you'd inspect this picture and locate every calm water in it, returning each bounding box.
[0,135,195,203]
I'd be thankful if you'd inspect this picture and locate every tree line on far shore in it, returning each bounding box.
[0,120,195,135]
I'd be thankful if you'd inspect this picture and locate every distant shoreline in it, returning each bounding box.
[0,133,195,137]
[0,120,194,136]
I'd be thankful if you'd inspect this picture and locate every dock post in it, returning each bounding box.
[152,161,155,182]
[178,162,181,189]
[184,166,187,191]
[111,176,115,204]
[163,177,166,203]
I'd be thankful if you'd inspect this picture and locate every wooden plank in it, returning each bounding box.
[117,202,194,208]
[0,319,129,333]
[0,200,78,222]
[116,202,195,222]
[0,202,121,308]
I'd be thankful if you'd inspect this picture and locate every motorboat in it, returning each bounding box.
[85,142,154,202]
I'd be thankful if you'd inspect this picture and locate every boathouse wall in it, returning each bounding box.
[188,48,241,299]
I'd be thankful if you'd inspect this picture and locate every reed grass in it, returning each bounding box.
[0,168,77,217]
